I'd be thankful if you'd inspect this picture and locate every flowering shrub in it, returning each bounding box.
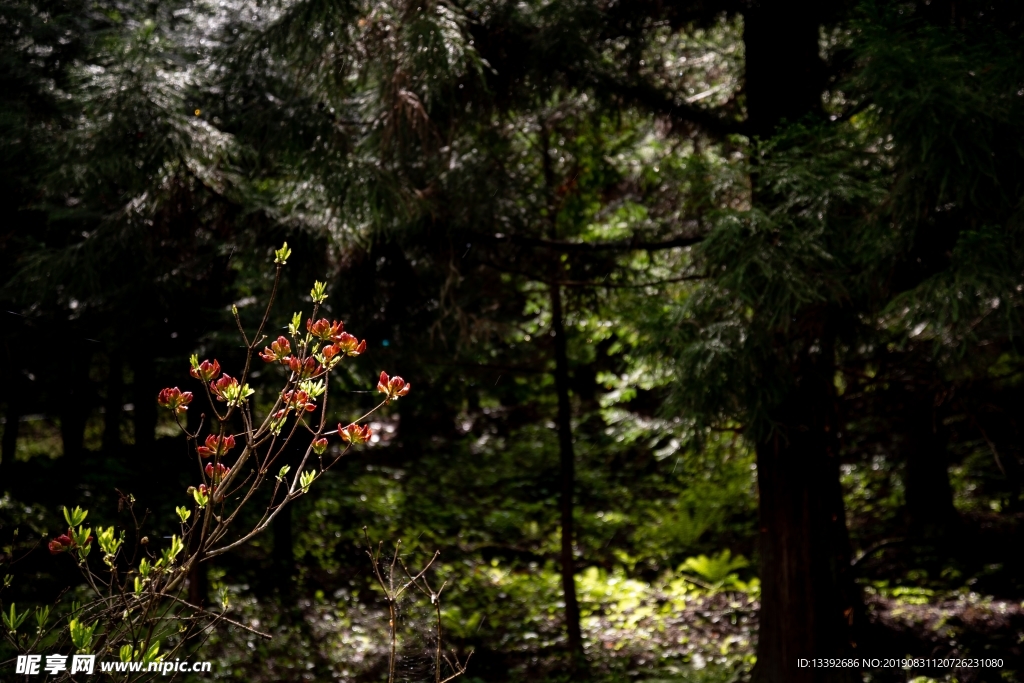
[2,244,426,680]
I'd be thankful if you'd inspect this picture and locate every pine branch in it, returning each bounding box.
[590,72,747,138]
[485,228,705,253]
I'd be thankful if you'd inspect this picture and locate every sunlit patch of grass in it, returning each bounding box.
[8,416,64,461]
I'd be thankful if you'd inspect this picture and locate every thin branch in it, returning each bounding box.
[155,593,272,639]
[851,538,905,568]
[440,651,473,683]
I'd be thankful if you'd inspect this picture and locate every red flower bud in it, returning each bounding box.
[376,372,411,401]
[287,356,321,379]
[197,433,236,458]
[328,323,347,343]
[49,533,74,555]
[260,336,292,363]
[190,359,221,382]
[205,462,230,484]
[312,437,329,455]
[157,387,194,414]
[335,333,367,357]
[282,390,317,413]
[338,422,372,445]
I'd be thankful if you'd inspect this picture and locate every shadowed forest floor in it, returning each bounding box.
[195,571,1023,682]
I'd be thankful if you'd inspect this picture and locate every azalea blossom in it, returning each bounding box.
[339,422,373,445]
[197,434,235,458]
[157,387,193,414]
[259,336,292,363]
[189,358,221,382]
[376,371,410,401]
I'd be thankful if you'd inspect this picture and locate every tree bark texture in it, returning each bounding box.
[752,353,860,683]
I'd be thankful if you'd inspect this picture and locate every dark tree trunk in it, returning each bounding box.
[903,397,958,539]
[743,2,826,140]
[188,559,209,607]
[132,355,157,455]
[1,400,18,471]
[742,5,861,682]
[102,354,124,454]
[752,351,860,683]
[539,119,586,671]
[272,439,301,593]
[187,524,209,607]
[60,351,93,463]
[550,282,585,670]
[272,495,294,590]
[2,347,26,479]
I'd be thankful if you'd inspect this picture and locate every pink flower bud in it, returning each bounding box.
[312,437,329,455]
